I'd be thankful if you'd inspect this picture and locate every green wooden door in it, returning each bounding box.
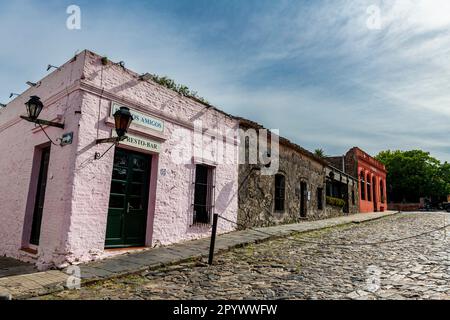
[30,146,51,246]
[105,148,151,248]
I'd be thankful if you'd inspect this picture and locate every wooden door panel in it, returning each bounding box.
[105,148,151,248]
[30,147,51,246]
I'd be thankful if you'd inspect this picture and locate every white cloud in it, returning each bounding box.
[0,0,449,162]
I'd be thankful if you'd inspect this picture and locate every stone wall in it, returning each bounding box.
[326,156,345,172]
[344,150,358,178]
[326,153,358,179]
[238,126,348,229]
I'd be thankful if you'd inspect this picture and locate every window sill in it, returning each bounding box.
[190,223,212,228]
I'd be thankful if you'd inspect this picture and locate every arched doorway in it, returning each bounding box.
[372,176,377,212]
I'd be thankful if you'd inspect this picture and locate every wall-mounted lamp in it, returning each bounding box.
[46,64,61,72]
[26,81,39,87]
[139,73,152,81]
[96,107,133,144]
[94,107,133,160]
[20,96,64,129]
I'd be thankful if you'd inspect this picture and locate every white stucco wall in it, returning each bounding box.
[0,50,239,268]
[0,54,85,269]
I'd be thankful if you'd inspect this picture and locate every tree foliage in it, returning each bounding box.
[375,150,450,203]
[314,148,326,158]
[149,74,210,105]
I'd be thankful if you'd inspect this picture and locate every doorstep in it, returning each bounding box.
[0,210,397,299]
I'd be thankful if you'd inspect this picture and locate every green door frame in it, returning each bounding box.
[105,148,151,248]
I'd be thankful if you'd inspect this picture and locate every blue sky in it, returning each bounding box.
[1,0,449,161]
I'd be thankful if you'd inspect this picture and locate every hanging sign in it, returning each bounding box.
[111,102,164,132]
[112,131,161,153]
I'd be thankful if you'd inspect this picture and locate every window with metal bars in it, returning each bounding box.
[360,172,366,200]
[367,173,372,202]
[274,174,285,212]
[317,187,323,210]
[193,164,215,225]
[326,178,332,197]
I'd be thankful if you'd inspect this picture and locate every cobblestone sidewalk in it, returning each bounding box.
[0,211,395,299]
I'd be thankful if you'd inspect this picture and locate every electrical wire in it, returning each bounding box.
[38,123,59,146]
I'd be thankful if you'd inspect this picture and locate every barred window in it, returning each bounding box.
[367,173,372,202]
[317,187,323,210]
[360,172,366,200]
[326,179,332,197]
[193,164,215,225]
[274,174,285,212]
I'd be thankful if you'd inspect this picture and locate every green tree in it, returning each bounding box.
[376,150,450,203]
[314,148,326,158]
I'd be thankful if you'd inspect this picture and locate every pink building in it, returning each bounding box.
[0,50,239,269]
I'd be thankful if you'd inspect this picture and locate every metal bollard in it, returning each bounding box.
[208,213,219,265]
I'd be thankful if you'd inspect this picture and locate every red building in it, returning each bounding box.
[326,147,387,213]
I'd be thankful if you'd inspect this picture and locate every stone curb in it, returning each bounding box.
[0,211,398,300]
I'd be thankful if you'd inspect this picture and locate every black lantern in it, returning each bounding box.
[114,107,133,138]
[20,96,64,129]
[95,106,133,148]
[25,96,44,121]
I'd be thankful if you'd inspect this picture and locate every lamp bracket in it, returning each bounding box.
[94,136,127,160]
[96,136,127,145]
[20,116,65,129]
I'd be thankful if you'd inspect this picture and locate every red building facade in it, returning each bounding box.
[326,147,388,213]
[352,148,387,212]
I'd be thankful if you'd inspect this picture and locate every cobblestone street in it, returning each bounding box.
[40,212,450,300]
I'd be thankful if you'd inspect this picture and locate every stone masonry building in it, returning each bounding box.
[237,118,358,229]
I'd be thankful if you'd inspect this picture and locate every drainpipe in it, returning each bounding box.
[342,155,345,173]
